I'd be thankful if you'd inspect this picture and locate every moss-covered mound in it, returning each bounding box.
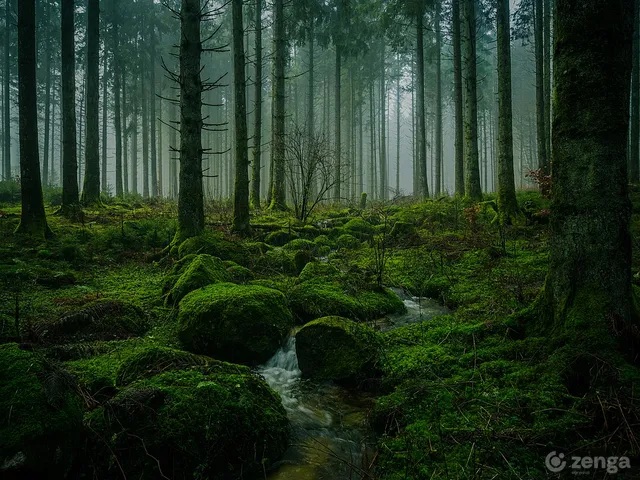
[343,217,374,238]
[224,261,254,283]
[177,232,249,265]
[251,247,297,275]
[178,283,294,364]
[298,262,341,283]
[165,254,231,305]
[84,368,289,479]
[287,279,405,323]
[296,316,381,382]
[337,234,362,250]
[0,344,83,477]
[265,229,298,247]
[283,238,316,252]
[40,299,149,344]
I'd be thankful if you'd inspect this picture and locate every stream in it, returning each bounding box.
[257,289,451,479]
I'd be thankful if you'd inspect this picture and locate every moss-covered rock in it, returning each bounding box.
[337,234,362,250]
[294,250,314,275]
[283,238,316,252]
[389,221,418,241]
[343,217,374,238]
[298,262,341,283]
[41,300,149,344]
[296,316,381,382]
[0,344,83,477]
[252,247,297,275]
[265,229,298,247]
[314,234,332,247]
[178,283,294,364]
[166,254,231,305]
[224,261,254,283]
[287,279,405,323]
[84,368,289,479]
[177,232,250,266]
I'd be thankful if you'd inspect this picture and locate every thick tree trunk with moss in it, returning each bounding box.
[81,0,100,205]
[174,0,204,243]
[15,0,50,237]
[452,0,464,196]
[61,0,79,211]
[544,0,636,354]
[269,0,286,210]
[3,0,12,181]
[113,0,123,197]
[434,1,442,197]
[232,0,251,235]
[496,0,518,224]
[415,9,428,199]
[250,0,262,209]
[462,0,481,201]
[534,0,548,173]
[629,1,639,184]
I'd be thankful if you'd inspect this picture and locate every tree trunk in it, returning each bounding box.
[251,0,262,208]
[16,0,50,237]
[113,0,123,197]
[496,0,518,224]
[396,55,400,194]
[4,0,11,180]
[452,0,464,196]
[334,47,342,202]
[534,0,548,172]
[174,0,204,242]
[380,41,388,200]
[232,0,250,235]
[122,68,129,194]
[150,21,158,197]
[434,0,442,196]
[170,84,178,198]
[416,10,428,199]
[543,0,551,163]
[43,0,51,187]
[462,0,481,201]
[543,0,637,357]
[81,0,100,204]
[101,46,108,193]
[269,0,286,210]
[61,0,79,210]
[131,72,138,195]
[629,0,639,184]
[142,43,149,198]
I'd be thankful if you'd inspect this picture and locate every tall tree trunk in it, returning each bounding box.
[543,0,637,357]
[101,47,108,193]
[174,0,204,243]
[543,0,551,162]
[629,0,639,184]
[170,85,178,198]
[113,0,123,197]
[452,0,464,196]
[43,0,51,187]
[61,0,79,211]
[269,0,286,210]
[334,47,341,202]
[534,0,548,172]
[462,0,481,200]
[496,0,518,224]
[150,21,158,197]
[16,0,50,237]
[4,0,11,180]
[416,10,428,199]
[307,18,314,135]
[131,72,138,194]
[142,46,149,198]
[122,68,129,194]
[396,55,400,194]
[81,0,100,204]
[434,0,442,196]
[251,0,262,208]
[232,0,250,235]
[380,42,388,200]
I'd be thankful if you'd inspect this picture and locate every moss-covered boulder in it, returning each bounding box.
[337,234,362,250]
[0,344,83,477]
[298,262,341,283]
[295,316,381,382]
[265,229,298,247]
[283,238,316,252]
[41,300,149,343]
[224,261,254,283]
[389,221,419,243]
[178,283,294,364]
[252,247,297,275]
[178,233,250,265]
[314,234,332,248]
[343,217,374,238]
[287,279,406,323]
[294,250,314,275]
[84,368,289,479]
[166,254,231,305]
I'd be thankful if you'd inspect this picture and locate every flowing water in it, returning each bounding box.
[257,289,451,480]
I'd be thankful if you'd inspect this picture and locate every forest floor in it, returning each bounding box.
[1,186,639,479]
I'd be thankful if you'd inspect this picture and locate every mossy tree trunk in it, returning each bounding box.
[250,0,262,209]
[629,1,640,184]
[3,0,11,181]
[534,0,548,173]
[81,0,101,205]
[415,8,428,199]
[544,0,637,355]
[334,47,342,202]
[16,0,51,238]
[61,0,79,212]
[174,0,204,243]
[496,0,518,224]
[462,0,481,201]
[434,0,442,197]
[452,0,464,196]
[113,0,123,197]
[269,0,287,210]
[232,0,251,235]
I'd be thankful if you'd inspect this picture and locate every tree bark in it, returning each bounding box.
[334,47,341,202]
[452,0,464,196]
[434,0,442,196]
[3,0,11,180]
[534,0,548,173]
[174,0,204,242]
[629,0,639,184]
[496,0,518,224]
[43,0,51,187]
[101,45,108,193]
[150,18,158,197]
[113,0,123,197]
[16,0,50,237]
[81,0,100,204]
[232,0,251,235]
[544,0,637,355]
[416,10,428,199]
[251,0,262,208]
[379,41,388,200]
[61,0,79,210]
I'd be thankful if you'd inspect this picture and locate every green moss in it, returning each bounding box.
[224,262,254,283]
[283,238,316,252]
[251,247,297,276]
[336,234,361,250]
[298,261,341,283]
[296,316,381,382]
[165,254,231,305]
[84,368,289,479]
[177,232,250,265]
[0,314,17,344]
[343,217,374,238]
[314,234,332,247]
[287,279,405,323]
[0,344,83,476]
[178,283,294,364]
[265,229,298,246]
